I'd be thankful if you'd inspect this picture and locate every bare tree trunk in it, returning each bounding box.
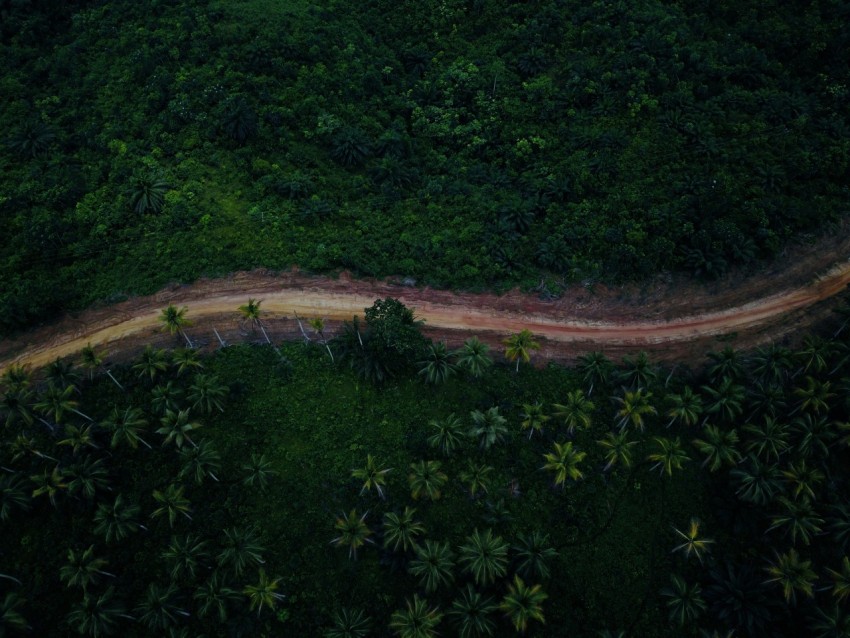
[258,323,272,345]
[105,370,125,392]
[213,327,227,348]
[293,313,311,344]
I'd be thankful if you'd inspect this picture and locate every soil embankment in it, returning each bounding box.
[2,225,850,373]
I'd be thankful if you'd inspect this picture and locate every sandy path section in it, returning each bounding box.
[2,252,849,374]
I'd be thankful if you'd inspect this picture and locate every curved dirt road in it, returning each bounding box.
[2,246,849,374]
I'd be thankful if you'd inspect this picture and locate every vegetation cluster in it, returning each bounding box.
[2,0,849,334]
[4,299,850,636]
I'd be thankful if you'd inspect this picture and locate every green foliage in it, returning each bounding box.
[334,299,427,384]
[408,540,455,593]
[458,529,509,587]
[468,407,508,450]
[7,324,850,636]
[500,575,548,633]
[332,510,373,560]
[1,0,848,337]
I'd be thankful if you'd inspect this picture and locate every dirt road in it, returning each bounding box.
[2,232,849,374]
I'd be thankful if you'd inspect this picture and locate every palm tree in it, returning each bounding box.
[0,591,28,634]
[408,461,448,501]
[764,548,817,604]
[30,466,69,506]
[157,409,202,449]
[576,351,613,395]
[702,377,746,422]
[827,505,850,555]
[188,373,228,414]
[1,364,30,390]
[383,507,426,553]
[454,337,492,378]
[194,573,239,623]
[542,441,587,486]
[692,425,741,471]
[178,440,221,484]
[597,431,637,472]
[409,540,455,593]
[767,496,823,546]
[151,381,184,416]
[45,358,81,392]
[704,563,772,636]
[417,342,457,385]
[241,454,278,490]
[351,454,391,499]
[10,433,57,464]
[665,387,703,427]
[782,460,825,500]
[238,298,264,332]
[749,344,794,385]
[93,495,142,543]
[731,456,783,505]
[743,417,790,462]
[748,382,788,419]
[661,574,706,626]
[389,595,442,638]
[218,526,266,576]
[331,510,373,560]
[500,575,547,633]
[427,414,465,457]
[552,390,595,434]
[614,389,657,431]
[67,586,129,637]
[243,569,285,615]
[7,120,55,158]
[102,407,151,450]
[135,583,187,631]
[133,346,169,382]
[793,376,835,415]
[325,607,371,638]
[827,556,850,602]
[503,330,540,372]
[151,484,192,527]
[129,173,169,213]
[798,335,830,374]
[162,533,209,581]
[159,304,193,348]
[619,351,657,389]
[60,546,115,590]
[0,385,34,429]
[707,347,744,383]
[469,407,508,450]
[809,604,850,638]
[0,474,31,522]
[647,437,690,477]
[519,402,549,439]
[513,531,558,580]
[450,585,498,638]
[458,529,509,586]
[34,382,87,425]
[792,413,836,458]
[65,456,110,500]
[459,461,493,498]
[59,424,99,456]
[671,518,714,563]
[171,348,203,376]
[79,343,103,382]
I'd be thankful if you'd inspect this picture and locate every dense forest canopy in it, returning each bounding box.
[1,0,849,334]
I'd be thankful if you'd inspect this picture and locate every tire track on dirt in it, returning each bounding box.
[2,256,849,375]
